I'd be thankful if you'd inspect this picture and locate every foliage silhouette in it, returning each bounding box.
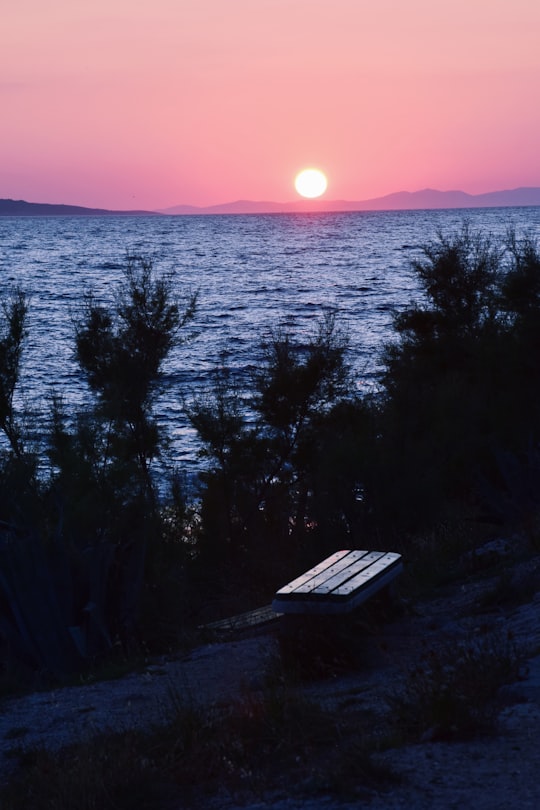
[2,226,540,678]
[0,288,29,459]
[374,227,540,535]
[0,257,196,679]
[189,313,352,596]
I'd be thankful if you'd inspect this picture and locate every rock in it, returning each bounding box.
[461,537,515,571]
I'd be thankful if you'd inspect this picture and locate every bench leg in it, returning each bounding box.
[277,613,359,675]
[276,584,405,675]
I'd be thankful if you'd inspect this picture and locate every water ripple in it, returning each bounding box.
[0,207,537,475]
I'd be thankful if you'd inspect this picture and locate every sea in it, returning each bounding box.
[1,206,540,486]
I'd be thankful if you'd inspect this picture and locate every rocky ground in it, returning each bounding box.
[1,544,540,808]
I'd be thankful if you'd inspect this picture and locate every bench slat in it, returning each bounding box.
[332,553,402,597]
[272,549,403,615]
[311,551,385,595]
[275,549,368,596]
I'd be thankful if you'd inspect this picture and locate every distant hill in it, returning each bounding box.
[162,186,540,215]
[3,187,540,218]
[0,199,158,216]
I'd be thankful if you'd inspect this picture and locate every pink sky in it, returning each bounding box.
[2,0,540,210]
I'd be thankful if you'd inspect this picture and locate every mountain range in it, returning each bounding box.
[161,187,540,215]
[2,187,540,217]
[0,199,157,217]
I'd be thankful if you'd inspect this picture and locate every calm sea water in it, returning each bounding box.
[1,207,539,479]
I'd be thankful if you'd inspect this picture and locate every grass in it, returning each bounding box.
[387,628,522,742]
[400,520,486,593]
[0,626,526,807]
[0,531,535,808]
[0,681,402,809]
[476,560,540,610]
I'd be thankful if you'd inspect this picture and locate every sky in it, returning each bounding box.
[2,0,540,210]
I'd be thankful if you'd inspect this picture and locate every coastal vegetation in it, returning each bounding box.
[0,226,539,684]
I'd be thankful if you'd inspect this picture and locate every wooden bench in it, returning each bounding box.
[271,549,403,616]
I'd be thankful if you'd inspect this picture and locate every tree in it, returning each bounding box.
[0,287,40,529]
[74,254,196,498]
[404,224,502,339]
[500,232,540,337]
[50,255,197,648]
[373,228,540,534]
[189,313,351,592]
[0,288,29,460]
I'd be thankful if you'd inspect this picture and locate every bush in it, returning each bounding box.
[372,228,540,536]
[0,683,397,808]
[0,257,197,680]
[188,313,353,599]
[388,630,521,741]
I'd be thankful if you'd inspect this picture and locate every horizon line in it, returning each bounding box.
[2,185,540,217]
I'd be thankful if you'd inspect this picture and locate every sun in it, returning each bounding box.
[294,168,328,199]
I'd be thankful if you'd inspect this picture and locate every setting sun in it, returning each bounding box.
[294,168,328,199]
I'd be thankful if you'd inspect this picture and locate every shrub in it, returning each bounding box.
[388,630,521,741]
[0,257,197,680]
[188,313,353,599]
[0,684,396,808]
[372,228,540,536]
[0,288,29,460]
[48,255,197,653]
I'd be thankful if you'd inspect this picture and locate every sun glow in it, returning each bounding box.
[294,168,328,199]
